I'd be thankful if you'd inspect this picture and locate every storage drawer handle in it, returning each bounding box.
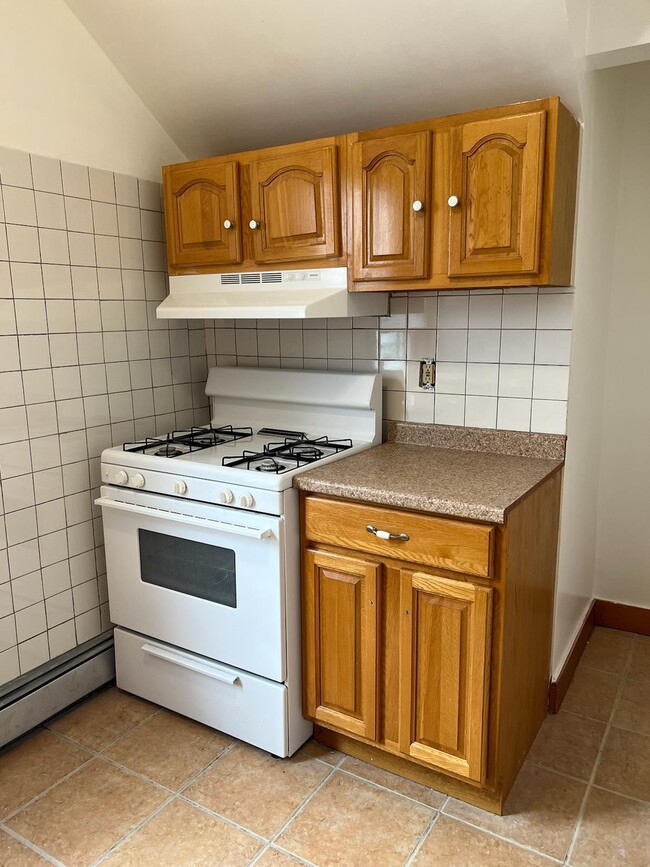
[141,643,240,685]
[366,524,410,542]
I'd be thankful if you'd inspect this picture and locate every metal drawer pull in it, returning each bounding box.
[366,524,410,542]
[141,643,240,685]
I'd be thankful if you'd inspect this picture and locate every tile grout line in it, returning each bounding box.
[437,807,563,864]
[334,764,449,811]
[402,797,446,867]
[0,822,66,866]
[562,640,635,865]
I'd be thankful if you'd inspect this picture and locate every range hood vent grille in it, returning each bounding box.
[220,271,292,286]
[220,274,239,285]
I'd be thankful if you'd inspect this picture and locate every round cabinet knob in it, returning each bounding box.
[248,219,260,230]
[240,493,254,509]
[172,480,187,495]
[447,195,460,208]
[412,200,424,212]
[131,473,146,489]
[223,219,234,230]
[114,470,129,485]
[219,489,234,505]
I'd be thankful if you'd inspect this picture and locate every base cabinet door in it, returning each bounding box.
[352,131,431,281]
[448,111,546,278]
[163,161,242,269]
[398,569,492,782]
[248,142,340,264]
[303,549,378,739]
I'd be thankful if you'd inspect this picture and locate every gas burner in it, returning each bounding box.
[222,435,353,473]
[155,444,185,457]
[281,444,324,461]
[256,458,289,474]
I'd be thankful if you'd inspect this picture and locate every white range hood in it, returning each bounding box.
[156,267,388,320]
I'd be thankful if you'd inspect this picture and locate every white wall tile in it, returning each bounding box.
[534,330,572,365]
[0,147,33,187]
[502,294,538,328]
[467,330,500,362]
[466,363,499,396]
[531,399,568,434]
[30,156,63,194]
[437,295,469,329]
[500,330,536,364]
[532,366,570,401]
[434,393,465,426]
[469,295,502,329]
[497,397,532,431]
[3,186,37,226]
[465,395,497,429]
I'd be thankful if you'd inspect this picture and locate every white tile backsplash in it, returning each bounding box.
[0,145,209,688]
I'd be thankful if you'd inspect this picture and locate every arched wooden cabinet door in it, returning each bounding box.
[163,162,242,268]
[248,143,340,264]
[302,548,379,740]
[448,111,546,277]
[352,131,431,281]
[398,569,492,783]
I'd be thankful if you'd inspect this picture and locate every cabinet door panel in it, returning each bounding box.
[303,549,378,739]
[399,570,492,782]
[352,131,431,281]
[448,112,546,277]
[248,143,339,264]
[164,162,242,268]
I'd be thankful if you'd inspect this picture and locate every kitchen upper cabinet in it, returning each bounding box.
[163,161,242,269]
[448,111,546,278]
[248,142,340,264]
[351,131,431,281]
[398,569,492,783]
[302,548,378,740]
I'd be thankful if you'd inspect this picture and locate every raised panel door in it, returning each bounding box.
[399,569,492,782]
[448,112,546,277]
[352,131,431,281]
[302,548,379,739]
[248,143,339,264]
[164,161,242,269]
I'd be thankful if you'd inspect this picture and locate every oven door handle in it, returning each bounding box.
[141,643,240,685]
[94,497,273,540]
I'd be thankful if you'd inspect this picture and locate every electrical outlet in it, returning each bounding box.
[418,359,435,389]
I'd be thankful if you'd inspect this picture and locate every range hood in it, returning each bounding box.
[156,267,388,320]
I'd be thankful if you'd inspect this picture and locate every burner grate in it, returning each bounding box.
[222,436,353,473]
[123,425,253,457]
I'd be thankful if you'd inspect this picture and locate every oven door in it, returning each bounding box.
[97,485,286,682]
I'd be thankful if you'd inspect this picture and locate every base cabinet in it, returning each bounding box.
[301,477,562,813]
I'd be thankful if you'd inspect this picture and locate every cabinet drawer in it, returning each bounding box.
[303,496,494,578]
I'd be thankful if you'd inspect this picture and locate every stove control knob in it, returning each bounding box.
[172,480,187,495]
[219,489,234,505]
[240,492,255,509]
[114,470,129,485]
[131,473,146,489]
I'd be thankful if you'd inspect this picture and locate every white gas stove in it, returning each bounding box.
[97,367,381,757]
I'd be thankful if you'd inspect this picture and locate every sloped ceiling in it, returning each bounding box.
[64,0,581,161]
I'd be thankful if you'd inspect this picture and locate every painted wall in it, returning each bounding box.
[0,0,185,180]
[593,61,650,607]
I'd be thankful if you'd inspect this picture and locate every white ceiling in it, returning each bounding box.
[64,0,581,161]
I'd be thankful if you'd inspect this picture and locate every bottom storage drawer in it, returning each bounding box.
[114,626,290,756]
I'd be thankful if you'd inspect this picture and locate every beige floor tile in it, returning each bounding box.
[47,687,158,751]
[594,726,650,801]
[444,763,586,860]
[277,771,432,867]
[580,627,634,675]
[6,758,167,867]
[562,666,620,721]
[612,678,650,736]
[627,635,650,683]
[103,798,261,866]
[412,815,557,866]
[0,829,49,865]
[569,787,650,867]
[253,848,305,866]
[0,729,89,820]
[298,738,343,766]
[340,755,446,808]
[185,742,330,837]
[527,711,606,780]
[104,710,233,790]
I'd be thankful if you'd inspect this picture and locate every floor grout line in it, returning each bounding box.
[562,639,634,866]
[0,823,67,866]
[335,764,447,811]
[403,801,444,867]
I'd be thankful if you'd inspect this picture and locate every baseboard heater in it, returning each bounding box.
[0,634,115,748]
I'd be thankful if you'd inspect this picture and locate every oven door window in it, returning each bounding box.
[138,529,237,608]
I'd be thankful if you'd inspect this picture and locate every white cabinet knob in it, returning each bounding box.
[240,493,254,509]
[114,470,128,485]
[131,473,145,489]
[447,195,460,208]
[219,489,234,505]
[223,219,234,230]
[172,480,187,495]
[248,220,260,230]
[412,200,424,212]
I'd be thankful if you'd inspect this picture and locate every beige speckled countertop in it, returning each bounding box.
[294,425,564,524]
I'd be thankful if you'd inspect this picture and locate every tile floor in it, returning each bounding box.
[0,627,648,866]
